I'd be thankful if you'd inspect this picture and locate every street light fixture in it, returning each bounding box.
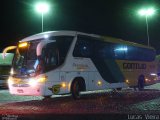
[138,8,155,46]
[35,2,50,32]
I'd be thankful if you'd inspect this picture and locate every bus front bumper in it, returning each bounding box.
[9,83,45,96]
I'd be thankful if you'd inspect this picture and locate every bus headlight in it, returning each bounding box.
[29,74,48,87]
[10,68,14,75]
[36,75,48,83]
[29,78,37,87]
[8,76,14,85]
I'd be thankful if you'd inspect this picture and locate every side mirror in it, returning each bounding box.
[2,46,17,59]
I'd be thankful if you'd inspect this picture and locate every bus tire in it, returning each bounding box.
[138,75,145,91]
[71,78,86,100]
[43,95,51,99]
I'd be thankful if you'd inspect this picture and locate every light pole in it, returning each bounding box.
[35,2,49,32]
[138,8,155,46]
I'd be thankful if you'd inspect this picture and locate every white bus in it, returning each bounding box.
[6,31,157,99]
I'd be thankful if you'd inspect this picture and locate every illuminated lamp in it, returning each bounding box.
[18,42,28,48]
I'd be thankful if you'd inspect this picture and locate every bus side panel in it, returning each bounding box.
[91,58,125,83]
[116,60,157,87]
[44,70,60,96]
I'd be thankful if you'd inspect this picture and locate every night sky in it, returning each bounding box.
[1,0,160,53]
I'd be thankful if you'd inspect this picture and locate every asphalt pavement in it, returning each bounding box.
[0,83,160,120]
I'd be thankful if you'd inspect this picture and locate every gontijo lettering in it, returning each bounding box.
[123,63,146,69]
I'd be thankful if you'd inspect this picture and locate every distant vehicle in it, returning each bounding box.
[4,31,157,99]
[0,53,14,88]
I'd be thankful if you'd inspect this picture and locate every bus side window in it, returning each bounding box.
[125,46,156,61]
[94,41,114,59]
[73,36,93,58]
[113,45,126,59]
[42,43,59,72]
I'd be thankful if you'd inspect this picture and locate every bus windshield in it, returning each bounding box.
[13,40,40,76]
[12,36,73,76]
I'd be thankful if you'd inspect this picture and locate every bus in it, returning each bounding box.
[6,31,157,99]
[0,53,14,87]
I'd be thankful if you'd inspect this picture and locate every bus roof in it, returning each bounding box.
[20,30,154,50]
[20,31,100,42]
[101,36,155,50]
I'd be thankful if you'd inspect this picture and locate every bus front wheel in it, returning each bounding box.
[71,78,86,100]
[71,80,81,99]
[43,95,52,100]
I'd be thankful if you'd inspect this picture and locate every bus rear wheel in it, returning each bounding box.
[138,75,145,91]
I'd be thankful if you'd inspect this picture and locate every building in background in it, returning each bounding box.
[0,53,14,88]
